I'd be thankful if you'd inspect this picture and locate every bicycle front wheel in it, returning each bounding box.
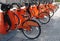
[22,20,41,39]
[39,12,50,24]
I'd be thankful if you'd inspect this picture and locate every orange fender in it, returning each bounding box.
[0,12,7,34]
[29,5,39,17]
[7,10,16,30]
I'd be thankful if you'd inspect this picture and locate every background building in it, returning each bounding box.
[0,0,60,4]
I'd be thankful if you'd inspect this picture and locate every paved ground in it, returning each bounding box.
[0,5,60,41]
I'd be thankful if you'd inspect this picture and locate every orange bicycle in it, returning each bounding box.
[10,3,41,39]
[38,1,59,17]
[28,3,50,24]
[0,2,41,39]
[38,2,54,17]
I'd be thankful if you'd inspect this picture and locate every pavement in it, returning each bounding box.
[0,5,60,41]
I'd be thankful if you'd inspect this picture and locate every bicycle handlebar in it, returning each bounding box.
[11,3,20,8]
[0,2,20,9]
[0,2,4,4]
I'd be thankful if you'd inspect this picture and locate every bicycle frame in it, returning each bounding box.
[10,6,31,31]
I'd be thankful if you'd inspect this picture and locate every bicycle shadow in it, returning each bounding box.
[8,36,38,41]
[22,39,38,41]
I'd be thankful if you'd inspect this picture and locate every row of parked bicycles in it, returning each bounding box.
[0,2,59,40]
